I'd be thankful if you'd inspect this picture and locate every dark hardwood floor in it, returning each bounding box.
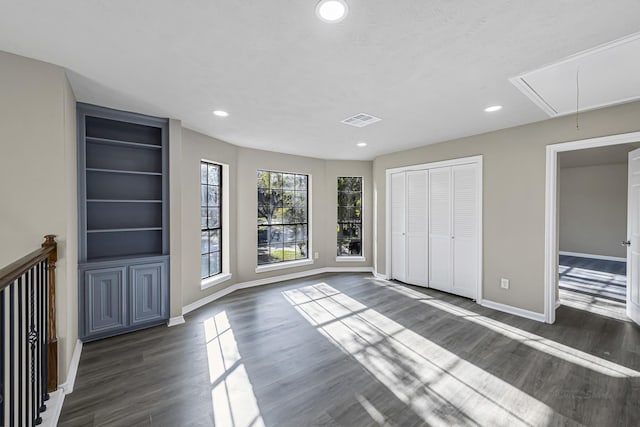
[59,273,640,427]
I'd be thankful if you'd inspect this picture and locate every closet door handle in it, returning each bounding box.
[622,240,631,247]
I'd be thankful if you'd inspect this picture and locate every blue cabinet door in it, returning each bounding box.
[85,267,127,336]
[129,262,166,325]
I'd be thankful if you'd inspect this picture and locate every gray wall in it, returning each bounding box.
[5,49,640,374]
[0,51,78,384]
[180,128,239,307]
[559,163,627,258]
[0,50,375,366]
[169,119,184,318]
[179,128,373,307]
[373,101,640,314]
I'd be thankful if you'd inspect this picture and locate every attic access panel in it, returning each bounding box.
[511,32,640,117]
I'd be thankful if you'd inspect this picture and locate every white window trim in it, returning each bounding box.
[201,273,233,290]
[256,258,314,273]
[201,159,231,288]
[336,176,364,259]
[335,256,366,263]
[256,170,313,273]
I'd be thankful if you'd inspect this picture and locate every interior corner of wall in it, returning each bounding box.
[56,335,69,384]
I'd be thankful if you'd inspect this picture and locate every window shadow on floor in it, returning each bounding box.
[218,279,433,427]
[317,274,640,426]
[58,272,640,427]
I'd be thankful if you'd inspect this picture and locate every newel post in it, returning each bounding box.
[42,235,58,392]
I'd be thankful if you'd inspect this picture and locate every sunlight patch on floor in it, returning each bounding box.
[204,311,265,427]
[559,289,630,322]
[381,282,638,378]
[355,395,393,427]
[560,266,626,286]
[283,283,568,427]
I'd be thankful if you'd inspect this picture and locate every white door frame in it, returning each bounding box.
[544,131,640,323]
[385,155,483,302]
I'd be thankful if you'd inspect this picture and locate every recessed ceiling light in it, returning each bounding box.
[356,142,367,147]
[316,0,348,23]
[213,110,229,117]
[484,105,503,112]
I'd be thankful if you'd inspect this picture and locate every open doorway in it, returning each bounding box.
[544,131,640,325]
[557,144,640,320]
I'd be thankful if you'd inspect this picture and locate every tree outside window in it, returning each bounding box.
[337,177,362,256]
[257,170,308,265]
[201,161,222,278]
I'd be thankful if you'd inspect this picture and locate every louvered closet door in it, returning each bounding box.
[452,164,478,299]
[391,172,407,282]
[429,167,452,292]
[406,170,428,286]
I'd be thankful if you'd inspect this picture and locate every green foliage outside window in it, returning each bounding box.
[201,162,222,279]
[257,170,308,265]
[337,177,362,256]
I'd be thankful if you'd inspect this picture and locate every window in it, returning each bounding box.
[201,161,222,279]
[337,177,362,256]
[257,170,308,265]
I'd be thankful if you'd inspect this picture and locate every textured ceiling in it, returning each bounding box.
[1,1,639,160]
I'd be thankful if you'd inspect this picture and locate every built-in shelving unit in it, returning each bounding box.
[78,103,169,342]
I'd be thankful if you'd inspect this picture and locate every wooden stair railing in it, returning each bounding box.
[0,235,58,426]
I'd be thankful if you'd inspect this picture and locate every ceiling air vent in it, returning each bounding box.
[341,113,382,128]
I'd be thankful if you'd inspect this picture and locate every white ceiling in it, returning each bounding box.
[1,1,640,160]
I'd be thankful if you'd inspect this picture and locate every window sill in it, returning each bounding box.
[201,273,233,290]
[336,256,366,263]
[255,258,314,273]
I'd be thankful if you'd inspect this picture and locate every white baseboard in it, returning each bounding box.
[556,300,561,309]
[59,339,83,394]
[167,315,186,327]
[182,267,374,315]
[352,273,541,322]
[182,283,242,315]
[44,339,83,426]
[41,389,65,427]
[559,251,626,262]
[480,299,546,323]
[235,266,373,291]
[372,271,390,280]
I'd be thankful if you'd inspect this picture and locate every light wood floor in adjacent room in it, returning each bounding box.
[59,273,640,427]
